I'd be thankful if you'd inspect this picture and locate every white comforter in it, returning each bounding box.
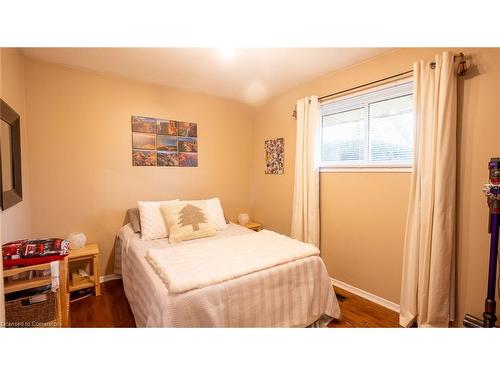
[146,230,319,294]
[115,223,341,327]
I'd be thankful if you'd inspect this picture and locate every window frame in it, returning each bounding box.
[319,78,414,173]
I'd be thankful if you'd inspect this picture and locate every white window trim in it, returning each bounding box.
[320,166,412,173]
[319,77,414,172]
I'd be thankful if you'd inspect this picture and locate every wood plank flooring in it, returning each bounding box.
[70,279,135,327]
[70,279,400,328]
[328,287,400,328]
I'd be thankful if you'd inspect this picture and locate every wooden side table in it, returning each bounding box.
[3,258,69,327]
[244,222,262,232]
[67,243,101,297]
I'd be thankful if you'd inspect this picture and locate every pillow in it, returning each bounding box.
[127,208,141,233]
[183,197,227,230]
[138,199,179,241]
[160,200,217,244]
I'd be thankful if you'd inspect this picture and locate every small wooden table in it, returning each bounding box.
[244,222,262,232]
[3,258,69,327]
[67,243,101,296]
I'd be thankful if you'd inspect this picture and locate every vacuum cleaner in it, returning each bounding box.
[463,157,500,328]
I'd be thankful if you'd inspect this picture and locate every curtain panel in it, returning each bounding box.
[400,52,457,327]
[291,96,321,248]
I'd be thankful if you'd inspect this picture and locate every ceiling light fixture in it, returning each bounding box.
[218,48,235,62]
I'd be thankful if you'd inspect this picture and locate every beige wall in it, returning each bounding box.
[4,48,500,326]
[1,47,31,324]
[0,48,32,243]
[251,47,500,324]
[24,58,255,275]
[320,172,410,302]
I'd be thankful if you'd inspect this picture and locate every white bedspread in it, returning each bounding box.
[146,230,319,294]
[115,223,341,327]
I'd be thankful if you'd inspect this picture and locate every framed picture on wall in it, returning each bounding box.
[178,137,197,152]
[157,120,178,135]
[158,151,179,166]
[178,122,197,137]
[157,135,178,151]
[178,152,198,167]
[264,138,284,174]
[132,150,157,166]
[131,116,157,133]
[132,132,156,150]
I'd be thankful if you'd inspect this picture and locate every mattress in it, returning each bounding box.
[115,223,340,327]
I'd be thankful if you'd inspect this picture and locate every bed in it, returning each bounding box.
[114,222,340,327]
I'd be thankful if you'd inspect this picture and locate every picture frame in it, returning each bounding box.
[264,138,284,175]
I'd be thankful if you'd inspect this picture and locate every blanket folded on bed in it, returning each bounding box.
[145,229,319,294]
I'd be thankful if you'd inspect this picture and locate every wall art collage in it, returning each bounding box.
[131,116,198,167]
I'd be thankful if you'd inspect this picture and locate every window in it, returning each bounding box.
[320,81,414,169]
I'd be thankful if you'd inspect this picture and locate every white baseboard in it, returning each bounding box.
[99,274,122,283]
[330,277,400,313]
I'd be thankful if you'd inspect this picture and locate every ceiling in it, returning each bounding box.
[22,48,391,106]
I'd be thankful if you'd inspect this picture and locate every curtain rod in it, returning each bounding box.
[317,69,413,102]
[290,53,470,119]
[317,53,468,103]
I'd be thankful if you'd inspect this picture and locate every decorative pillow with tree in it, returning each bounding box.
[160,201,217,244]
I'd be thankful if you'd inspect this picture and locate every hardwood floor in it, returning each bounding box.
[329,287,400,328]
[70,280,135,327]
[70,279,400,328]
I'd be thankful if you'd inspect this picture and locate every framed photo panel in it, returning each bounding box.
[264,138,284,174]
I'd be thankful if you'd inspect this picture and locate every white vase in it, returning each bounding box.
[238,213,250,226]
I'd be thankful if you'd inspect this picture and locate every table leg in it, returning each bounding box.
[93,254,101,296]
[59,257,70,327]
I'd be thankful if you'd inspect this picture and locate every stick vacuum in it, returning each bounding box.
[463,157,500,328]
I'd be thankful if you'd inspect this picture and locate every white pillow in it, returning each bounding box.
[160,201,217,244]
[138,199,179,240]
[183,198,227,230]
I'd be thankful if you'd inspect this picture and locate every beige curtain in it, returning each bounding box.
[400,52,457,327]
[291,96,321,247]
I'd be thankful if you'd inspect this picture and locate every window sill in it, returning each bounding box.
[320,166,412,173]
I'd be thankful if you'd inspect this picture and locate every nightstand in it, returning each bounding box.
[3,258,70,327]
[67,243,101,297]
[244,222,262,232]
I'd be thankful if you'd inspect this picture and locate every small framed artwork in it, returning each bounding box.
[178,122,197,137]
[178,152,198,167]
[157,120,178,135]
[157,135,178,151]
[132,116,157,133]
[178,137,197,152]
[158,151,179,166]
[132,132,156,150]
[132,150,157,166]
[264,138,284,174]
